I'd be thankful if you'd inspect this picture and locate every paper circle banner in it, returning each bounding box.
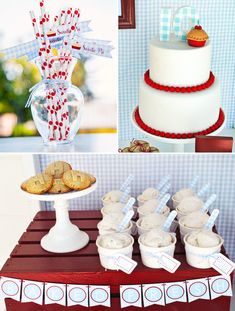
[122,287,140,304]
[23,283,42,300]
[166,284,185,300]
[68,287,87,303]
[46,286,64,301]
[90,288,108,304]
[144,286,163,303]
[189,281,207,297]
[211,278,229,294]
[1,280,19,296]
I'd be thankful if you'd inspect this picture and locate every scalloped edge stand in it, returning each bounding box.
[131,108,226,153]
[20,183,97,253]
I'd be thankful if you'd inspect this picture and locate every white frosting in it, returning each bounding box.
[180,211,209,229]
[137,187,159,204]
[186,230,221,248]
[177,196,203,214]
[102,202,125,214]
[149,38,211,86]
[139,78,220,134]
[102,190,129,205]
[140,229,173,247]
[138,213,166,230]
[138,199,168,216]
[98,233,132,249]
[173,188,194,202]
[97,213,130,232]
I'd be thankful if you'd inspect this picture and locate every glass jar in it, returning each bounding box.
[29,57,84,145]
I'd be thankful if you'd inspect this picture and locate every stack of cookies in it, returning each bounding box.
[21,161,96,195]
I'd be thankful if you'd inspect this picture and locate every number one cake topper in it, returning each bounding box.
[160,6,199,42]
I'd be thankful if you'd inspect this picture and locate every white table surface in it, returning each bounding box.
[0,133,117,153]
[119,128,235,153]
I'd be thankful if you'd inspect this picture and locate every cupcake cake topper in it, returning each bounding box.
[187,25,209,47]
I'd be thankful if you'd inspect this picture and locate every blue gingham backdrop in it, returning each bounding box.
[118,0,235,141]
[38,154,235,262]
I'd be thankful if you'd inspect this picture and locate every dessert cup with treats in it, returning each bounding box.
[102,190,131,207]
[97,213,133,236]
[136,213,167,235]
[172,188,195,208]
[138,229,177,269]
[137,199,170,219]
[175,196,204,219]
[96,233,134,270]
[184,230,223,269]
[101,202,138,219]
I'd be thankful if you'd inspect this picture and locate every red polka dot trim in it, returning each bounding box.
[134,107,225,139]
[144,70,215,93]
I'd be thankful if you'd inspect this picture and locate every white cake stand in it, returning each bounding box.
[131,108,226,153]
[21,182,97,253]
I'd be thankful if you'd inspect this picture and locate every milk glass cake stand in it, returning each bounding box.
[21,182,97,253]
[132,108,226,153]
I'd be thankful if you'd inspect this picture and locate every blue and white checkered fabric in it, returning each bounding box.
[118,0,235,141]
[38,154,235,263]
[159,8,172,41]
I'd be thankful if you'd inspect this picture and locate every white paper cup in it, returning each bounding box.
[138,206,170,219]
[101,206,137,218]
[97,221,133,236]
[96,233,134,270]
[138,233,176,268]
[184,233,223,269]
[179,216,209,244]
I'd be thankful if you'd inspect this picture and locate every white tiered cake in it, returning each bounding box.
[136,34,224,138]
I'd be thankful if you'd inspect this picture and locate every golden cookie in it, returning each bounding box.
[48,179,71,194]
[80,172,96,184]
[25,173,53,194]
[62,170,91,190]
[44,161,72,179]
[21,180,28,191]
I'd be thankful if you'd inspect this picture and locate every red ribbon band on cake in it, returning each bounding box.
[134,107,225,139]
[144,70,215,93]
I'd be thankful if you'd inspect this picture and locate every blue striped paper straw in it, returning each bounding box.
[201,194,217,213]
[155,193,171,214]
[156,176,170,191]
[204,209,220,230]
[163,211,177,232]
[197,183,210,197]
[158,182,171,199]
[122,197,136,214]
[120,186,131,204]
[120,174,134,192]
[189,175,199,189]
[117,210,134,232]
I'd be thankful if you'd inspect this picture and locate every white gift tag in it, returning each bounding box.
[208,275,233,300]
[44,283,66,306]
[210,253,235,276]
[120,285,142,308]
[142,283,165,307]
[21,280,44,305]
[157,253,181,273]
[114,254,137,274]
[0,277,21,301]
[186,278,210,303]
[89,285,110,307]
[165,281,187,304]
[67,284,89,307]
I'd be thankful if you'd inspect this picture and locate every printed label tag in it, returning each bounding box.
[21,280,44,305]
[120,285,142,308]
[186,278,210,303]
[89,285,110,307]
[208,275,233,300]
[67,284,89,307]
[142,283,165,307]
[114,254,137,274]
[0,277,21,301]
[165,281,187,304]
[210,253,235,276]
[157,253,181,273]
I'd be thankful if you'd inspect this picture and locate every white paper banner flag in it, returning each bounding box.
[210,253,235,276]
[89,285,110,307]
[67,284,89,307]
[165,281,187,304]
[120,285,142,308]
[186,278,210,303]
[0,277,21,301]
[208,275,233,300]
[44,282,66,306]
[142,283,165,307]
[57,20,92,36]
[21,280,44,305]
[72,37,113,58]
